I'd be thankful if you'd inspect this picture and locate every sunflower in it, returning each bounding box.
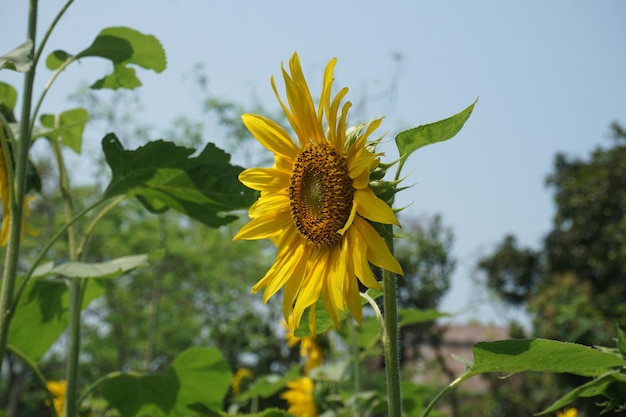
[231,367,254,396]
[281,377,318,417]
[234,52,403,331]
[285,317,323,372]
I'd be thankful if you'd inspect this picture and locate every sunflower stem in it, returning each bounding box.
[0,0,38,373]
[382,225,402,417]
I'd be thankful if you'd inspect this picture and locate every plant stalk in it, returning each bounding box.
[50,128,80,417]
[382,225,402,417]
[0,0,38,372]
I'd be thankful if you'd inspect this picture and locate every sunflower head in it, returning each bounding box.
[234,52,403,331]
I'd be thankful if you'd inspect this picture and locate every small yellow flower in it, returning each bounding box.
[231,367,254,396]
[46,380,67,417]
[556,408,577,417]
[234,52,403,332]
[281,377,317,417]
[285,318,323,372]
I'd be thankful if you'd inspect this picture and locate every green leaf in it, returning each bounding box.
[308,359,350,382]
[0,82,18,112]
[91,64,142,90]
[39,108,90,153]
[102,347,231,417]
[463,339,626,379]
[395,98,477,159]
[235,365,301,402]
[101,133,255,228]
[32,254,149,280]
[0,40,33,72]
[45,50,72,70]
[398,308,449,327]
[537,371,625,415]
[8,278,103,363]
[46,26,166,90]
[617,326,626,358]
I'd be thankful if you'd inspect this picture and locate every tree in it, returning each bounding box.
[476,122,626,416]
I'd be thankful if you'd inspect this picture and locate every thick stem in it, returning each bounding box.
[382,226,402,417]
[0,0,38,372]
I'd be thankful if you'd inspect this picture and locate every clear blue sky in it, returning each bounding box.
[3,1,626,325]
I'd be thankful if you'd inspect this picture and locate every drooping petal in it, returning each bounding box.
[242,114,299,158]
[348,225,383,290]
[354,187,400,225]
[292,251,325,328]
[353,217,404,276]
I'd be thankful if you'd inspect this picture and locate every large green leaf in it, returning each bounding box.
[32,254,149,280]
[102,347,231,417]
[39,108,90,153]
[538,371,626,415]
[461,339,626,379]
[395,98,477,160]
[46,27,166,90]
[0,82,18,112]
[8,278,103,363]
[101,133,255,227]
[0,40,33,72]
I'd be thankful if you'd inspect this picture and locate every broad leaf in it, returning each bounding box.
[101,133,255,228]
[538,371,626,414]
[102,347,231,417]
[8,278,103,363]
[32,254,149,280]
[0,40,33,72]
[39,108,90,153]
[461,339,626,379]
[235,365,301,402]
[395,98,477,160]
[0,82,18,112]
[46,27,166,90]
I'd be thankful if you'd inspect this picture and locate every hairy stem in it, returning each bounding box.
[382,226,402,417]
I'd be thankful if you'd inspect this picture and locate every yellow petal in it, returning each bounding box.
[354,217,403,276]
[239,167,290,192]
[354,187,400,225]
[292,251,325,327]
[347,225,383,290]
[249,194,290,219]
[241,114,298,158]
[263,239,307,301]
[233,210,292,240]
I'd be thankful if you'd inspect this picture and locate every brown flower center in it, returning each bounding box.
[289,143,354,247]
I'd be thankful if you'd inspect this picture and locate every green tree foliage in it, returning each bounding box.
[476,122,626,415]
[395,215,455,362]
